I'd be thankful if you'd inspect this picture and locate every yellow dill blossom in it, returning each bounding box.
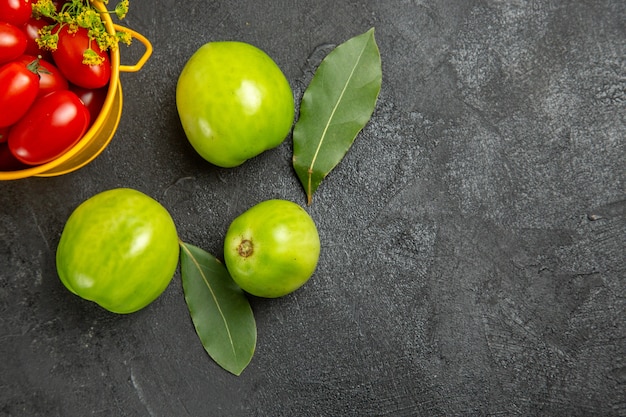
[92,30,118,52]
[67,22,79,34]
[76,8,101,29]
[115,0,129,19]
[82,48,105,66]
[35,25,59,51]
[117,30,132,46]
[31,0,56,19]
[58,11,73,24]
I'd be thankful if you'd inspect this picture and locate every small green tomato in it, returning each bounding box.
[176,41,295,168]
[224,199,320,298]
[56,188,179,314]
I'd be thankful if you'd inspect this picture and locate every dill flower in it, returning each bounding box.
[30,0,133,66]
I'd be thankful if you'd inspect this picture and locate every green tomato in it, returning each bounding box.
[56,188,179,314]
[176,41,295,168]
[224,199,320,298]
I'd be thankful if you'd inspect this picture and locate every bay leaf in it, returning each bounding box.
[180,241,256,376]
[293,28,382,205]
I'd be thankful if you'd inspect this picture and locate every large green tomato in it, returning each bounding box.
[224,199,320,298]
[176,41,295,168]
[56,188,179,314]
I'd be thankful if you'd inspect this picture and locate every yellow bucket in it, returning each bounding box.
[0,1,152,180]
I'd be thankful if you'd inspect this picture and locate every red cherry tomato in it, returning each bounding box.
[0,125,9,143]
[70,85,107,125]
[0,0,32,26]
[0,142,27,170]
[22,17,54,61]
[8,90,90,165]
[52,26,110,89]
[17,55,68,97]
[0,60,39,127]
[0,22,27,64]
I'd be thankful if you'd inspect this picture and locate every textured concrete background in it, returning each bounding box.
[1,1,625,416]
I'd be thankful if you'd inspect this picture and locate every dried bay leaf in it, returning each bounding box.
[293,28,382,205]
[180,242,256,376]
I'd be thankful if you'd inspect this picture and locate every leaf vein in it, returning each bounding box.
[308,38,371,179]
[181,243,238,360]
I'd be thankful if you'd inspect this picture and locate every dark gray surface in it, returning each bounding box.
[1,1,625,416]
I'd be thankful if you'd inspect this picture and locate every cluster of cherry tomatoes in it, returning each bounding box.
[0,0,110,170]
